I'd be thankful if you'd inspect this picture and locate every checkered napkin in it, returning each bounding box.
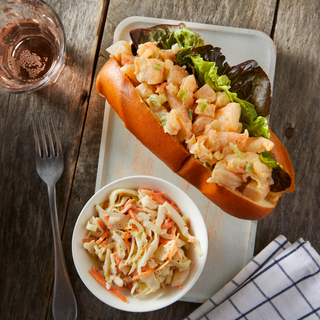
[185,235,320,320]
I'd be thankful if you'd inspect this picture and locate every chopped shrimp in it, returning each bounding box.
[166,65,189,86]
[188,136,215,165]
[194,84,217,103]
[217,130,249,150]
[107,41,132,63]
[120,53,135,66]
[240,137,274,153]
[224,152,261,174]
[210,119,223,132]
[214,103,242,132]
[252,161,272,179]
[166,83,184,109]
[195,101,215,117]
[134,58,165,85]
[202,126,220,152]
[137,42,160,59]
[192,116,214,135]
[159,49,176,62]
[180,75,198,108]
[120,64,139,85]
[175,108,193,141]
[163,110,181,136]
[155,82,167,94]
[208,160,243,190]
[242,179,270,202]
[215,91,231,108]
[136,83,155,101]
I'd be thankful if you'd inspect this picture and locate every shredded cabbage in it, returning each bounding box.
[83,187,202,300]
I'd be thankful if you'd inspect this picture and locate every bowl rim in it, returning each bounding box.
[72,175,208,312]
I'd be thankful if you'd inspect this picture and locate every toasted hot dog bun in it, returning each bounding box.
[96,57,295,220]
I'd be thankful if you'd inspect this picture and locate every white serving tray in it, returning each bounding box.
[95,17,276,303]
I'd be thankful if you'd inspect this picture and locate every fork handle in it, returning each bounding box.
[48,184,78,320]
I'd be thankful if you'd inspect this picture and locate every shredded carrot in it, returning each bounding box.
[131,224,139,232]
[159,237,170,244]
[113,253,121,267]
[170,226,177,236]
[82,238,96,243]
[125,199,134,207]
[109,287,127,303]
[152,195,166,204]
[102,201,109,210]
[116,285,122,292]
[161,220,175,229]
[127,282,133,289]
[130,205,150,213]
[187,216,190,228]
[176,285,183,290]
[96,228,109,244]
[169,200,181,213]
[133,233,180,281]
[97,218,106,230]
[141,265,152,272]
[141,189,167,204]
[103,215,112,229]
[141,189,165,196]
[121,198,134,211]
[100,239,109,247]
[89,268,106,287]
[89,268,127,302]
[128,209,139,222]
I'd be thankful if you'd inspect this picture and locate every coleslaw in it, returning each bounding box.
[83,187,203,302]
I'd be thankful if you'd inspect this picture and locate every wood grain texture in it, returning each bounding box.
[0,0,104,319]
[255,0,320,254]
[100,0,277,60]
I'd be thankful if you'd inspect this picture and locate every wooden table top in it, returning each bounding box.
[1,0,319,319]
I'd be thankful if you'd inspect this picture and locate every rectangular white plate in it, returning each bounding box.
[95,17,276,303]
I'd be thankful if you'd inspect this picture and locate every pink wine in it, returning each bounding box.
[0,19,59,85]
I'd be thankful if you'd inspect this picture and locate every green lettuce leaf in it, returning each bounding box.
[242,116,270,139]
[129,23,204,51]
[259,151,282,168]
[176,45,229,76]
[225,60,271,117]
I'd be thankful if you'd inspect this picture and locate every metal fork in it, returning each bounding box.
[32,111,77,320]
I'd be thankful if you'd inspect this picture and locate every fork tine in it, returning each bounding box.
[49,110,63,157]
[38,112,49,158]
[44,111,56,157]
[32,113,42,157]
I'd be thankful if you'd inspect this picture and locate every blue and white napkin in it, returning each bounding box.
[185,235,320,320]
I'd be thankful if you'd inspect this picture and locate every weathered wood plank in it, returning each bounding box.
[65,0,278,318]
[255,0,320,254]
[100,0,278,60]
[0,0,104,319]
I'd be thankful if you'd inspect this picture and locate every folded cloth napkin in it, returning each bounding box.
[185,235,320,320]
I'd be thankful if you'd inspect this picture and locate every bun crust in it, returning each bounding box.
[96,57,295,220]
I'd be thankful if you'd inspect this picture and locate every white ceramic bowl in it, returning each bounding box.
[72,175,208,312]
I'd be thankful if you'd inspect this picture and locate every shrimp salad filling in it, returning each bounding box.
[83,188,203,301]
[107,24,292,204]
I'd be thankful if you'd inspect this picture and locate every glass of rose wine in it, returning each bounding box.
[0,0,66,93]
